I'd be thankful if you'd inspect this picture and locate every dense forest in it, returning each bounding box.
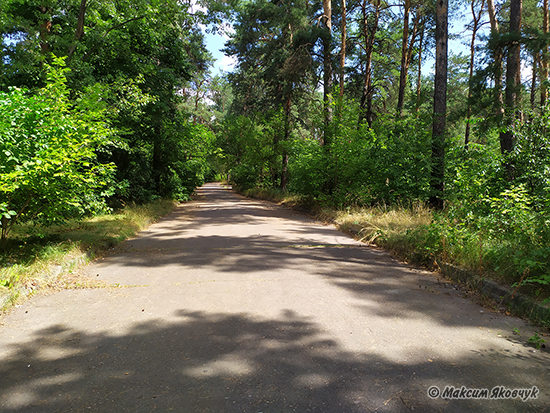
[1,0,550,296]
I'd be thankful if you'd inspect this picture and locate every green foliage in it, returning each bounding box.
[512,107,550,209]
[401,182,550,293]
[528,333,546,349]
[219,114,282,189]
[289,108,432,207]
[224,0,315,117]
[0,58,114,241]
[1,0,216,206]
[287,137,326,197]
[399,110,550,292]
[163,121,215,200]
[445,143,505,217]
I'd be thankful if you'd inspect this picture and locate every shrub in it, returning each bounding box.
[0,57,115,243]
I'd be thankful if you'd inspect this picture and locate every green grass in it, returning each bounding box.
[0,199,177,311]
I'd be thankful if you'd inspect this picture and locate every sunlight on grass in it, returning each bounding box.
[329,203,432,245]
[242,187,319,211]
[0,199,177,311]
[239,187,432,247]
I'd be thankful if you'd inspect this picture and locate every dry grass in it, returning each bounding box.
[326,203,432,245]
[239,187,433,247]
[0,199,177,311]
[241,187,320,212]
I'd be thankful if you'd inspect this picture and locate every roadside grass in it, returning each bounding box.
[0,199,177,311]
[237,187,550,305]
[325,203,432,245]
[242,187,308,206]
[241,187,320,211]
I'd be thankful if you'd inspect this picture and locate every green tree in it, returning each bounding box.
[396,0,423,117]
[224,0,316,189]
[358,0,383,127]
[464,0,486,147]
[499,0,522,176]
[2,0,216,202]
[0,58,114,242]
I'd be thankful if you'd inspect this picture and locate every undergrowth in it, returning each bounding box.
[0,199,176,311]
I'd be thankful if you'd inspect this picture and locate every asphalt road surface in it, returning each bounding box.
[1,183,549,412]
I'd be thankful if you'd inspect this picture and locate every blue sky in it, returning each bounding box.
[203,19,471,79]
[204,32,236,76]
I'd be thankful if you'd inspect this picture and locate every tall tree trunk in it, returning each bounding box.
[465,0,485,148]
[415,17,425,112]
[430,0,448,210]
[397,0,411,116]
[39,6,51,54]
[68,0,87,58]
[359,0,380,127]
[531,51,540,110]
[397,2,420,117]
[405,14,420,69]
[339,0,346,98]
[281,93,292,190]
[75,0,87,41]
[499,0,522,166]
[541,0,549,105]
[322,0,333,146]
[487,0,504,122]
[153,128,163,194]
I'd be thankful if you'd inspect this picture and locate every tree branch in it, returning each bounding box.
[68,0,88,58]
[83,15,147,62]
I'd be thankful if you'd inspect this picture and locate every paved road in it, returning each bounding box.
[0,183,549,412]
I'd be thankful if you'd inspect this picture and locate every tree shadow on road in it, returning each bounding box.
[87,184,549,339]
[92,236,532,333]
[0,310,545,412]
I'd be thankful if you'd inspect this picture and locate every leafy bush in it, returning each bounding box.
[160,120,215,199]
[289,109,432,207]
[220,114,281,189]
[0,58,115,242]
[512,107,550,210]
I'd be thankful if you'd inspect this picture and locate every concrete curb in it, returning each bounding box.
[327,222,550,327]
[239,188,550,327]
[436,260,550,327]
[316,219,550,327]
